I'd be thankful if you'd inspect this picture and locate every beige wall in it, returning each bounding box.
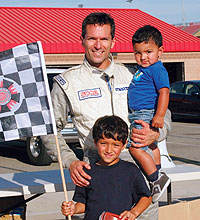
[45,51,200,81]
[45,54,84,66]
[162,52,200,80]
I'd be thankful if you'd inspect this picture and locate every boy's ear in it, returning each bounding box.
[158,46,164,57]
[122,140,128,150]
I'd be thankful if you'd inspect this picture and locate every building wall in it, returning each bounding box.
[194,30,200,38]
[161,52,200,80]
[44,52,200,81]
[45,54,84,66]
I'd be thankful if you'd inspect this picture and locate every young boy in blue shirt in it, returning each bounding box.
[61,115,151,220]
[128,25,170,203]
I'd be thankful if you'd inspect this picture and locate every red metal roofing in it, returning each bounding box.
[1,7,200,53]
[182,24,200,35]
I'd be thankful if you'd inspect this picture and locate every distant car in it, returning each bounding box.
[169,80,200,121]
[26,68,79,166]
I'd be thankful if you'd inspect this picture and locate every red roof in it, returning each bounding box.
[182,24,200,35]
[1,7,200,53]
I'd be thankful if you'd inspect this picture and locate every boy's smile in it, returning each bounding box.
[95,134,126,166]
[133,40,164,68]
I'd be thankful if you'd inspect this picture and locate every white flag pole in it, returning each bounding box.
[55,135,72,220]
[38,41,72,220]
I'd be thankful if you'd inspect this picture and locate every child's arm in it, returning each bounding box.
[61,201,85,217]
[119,196,152,220]
[152,87,169,128]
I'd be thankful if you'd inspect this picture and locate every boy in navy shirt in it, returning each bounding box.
[61,115,151,220]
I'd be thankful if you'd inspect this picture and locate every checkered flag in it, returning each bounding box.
[0,41,57,141]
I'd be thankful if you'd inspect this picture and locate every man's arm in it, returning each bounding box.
[41,82,78,167]
[41,82,91,186]
[130,109,171,147]
[158,108,171,142]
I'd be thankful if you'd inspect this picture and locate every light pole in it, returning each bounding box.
[182,0,185,24]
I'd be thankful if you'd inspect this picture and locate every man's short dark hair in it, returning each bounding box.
[82,12,115,39]
[92,115,128,145]
[132,25,163,47]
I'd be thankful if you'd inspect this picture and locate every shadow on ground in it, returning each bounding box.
[0,140,83,166]
[170,155,200,166]
[172,117,200,124]
[0,140,30,164]
[159,196,200,207]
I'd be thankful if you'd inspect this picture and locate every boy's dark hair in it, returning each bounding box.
[132,25,163,47]
[82,12,115,39]
[92,115,128,145]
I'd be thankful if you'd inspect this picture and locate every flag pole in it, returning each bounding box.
[38,41,72,220]
[55,135,72,220]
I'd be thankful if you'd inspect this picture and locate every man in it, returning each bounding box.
[41,12,171,220]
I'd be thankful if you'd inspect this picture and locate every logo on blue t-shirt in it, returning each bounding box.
[133,70,143,81]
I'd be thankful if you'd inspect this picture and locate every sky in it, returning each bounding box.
[0,0,199,25]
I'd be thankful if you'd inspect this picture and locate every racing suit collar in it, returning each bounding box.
[83,54,114,78]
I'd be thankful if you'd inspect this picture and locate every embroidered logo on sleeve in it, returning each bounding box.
[54,75,66,86]
[78,88,102,100]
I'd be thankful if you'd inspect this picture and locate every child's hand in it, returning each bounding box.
[61,201,75,217]
[119,210,137,220]
[151,115,164,128]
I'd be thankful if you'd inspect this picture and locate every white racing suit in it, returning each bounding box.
[41,55,171,220]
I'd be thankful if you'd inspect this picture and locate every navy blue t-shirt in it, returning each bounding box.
[73,159,151,220]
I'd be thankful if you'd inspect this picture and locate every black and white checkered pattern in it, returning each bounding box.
[0,42,54,141]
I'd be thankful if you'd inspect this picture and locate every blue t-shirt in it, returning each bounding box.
[73,160,151,220]
[128,61,170,110]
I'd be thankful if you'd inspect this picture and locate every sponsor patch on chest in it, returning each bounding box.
[78,88,102,100]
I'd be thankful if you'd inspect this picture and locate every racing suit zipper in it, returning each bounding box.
[105,75,114,114]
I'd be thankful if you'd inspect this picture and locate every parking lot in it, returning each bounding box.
[167,120,200,164]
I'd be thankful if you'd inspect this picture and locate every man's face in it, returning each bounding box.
[133,40,164,68]
[81,24,116,70]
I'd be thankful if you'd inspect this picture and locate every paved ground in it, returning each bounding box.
[167,121,200,164]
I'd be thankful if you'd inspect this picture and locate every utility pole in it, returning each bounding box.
[182,0,185,24]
